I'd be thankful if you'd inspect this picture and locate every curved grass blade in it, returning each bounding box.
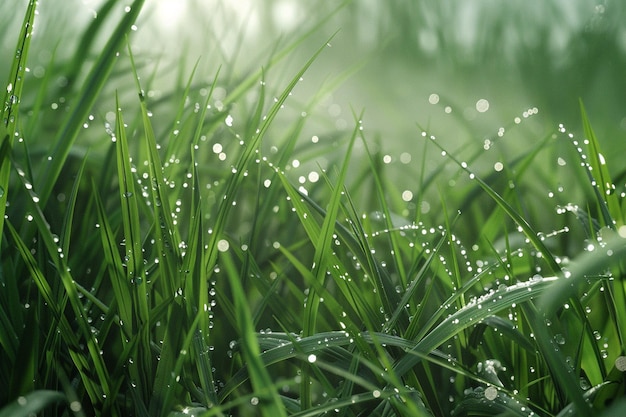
[538,233,626,314]
[393,275,558,378]
[0,390,65,417]
[426,136,562,275]
[469,315,536,353]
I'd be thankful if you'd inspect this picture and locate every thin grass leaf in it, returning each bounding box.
[302,114,359,338]
[358,124,408,283]
[190,164,219,408]
[0,0,36,236]
[354,131,409,326]
[156,308,201,417]
[113,94,154,405]
[163,58,200,159]
[127,43,182,297]
[426,135,562,275]
[220,249,287,417]
[538,232,626,313]
[385,233,447,333]
[393,275,559,378]
[5,221,107,410]
[93,182,134,341]
[37,0,145,207]
[0,301,18,364]
[60,153,88,256]
[470,315,536,353]
[579,99,622,227]
[0,390,66,417]
[204,33,336,276]
[524,303,594,417]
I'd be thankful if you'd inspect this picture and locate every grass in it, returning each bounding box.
[2,1,626,416]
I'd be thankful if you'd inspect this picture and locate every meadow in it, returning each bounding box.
[1,1,626,416]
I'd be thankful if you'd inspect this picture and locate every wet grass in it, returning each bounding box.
[2,1,626,416]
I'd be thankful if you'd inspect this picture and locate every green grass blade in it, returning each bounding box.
[538,232,626,312]
[0,390,66,417]
[5,220,107,409]
[151,301,190,417]
[525,303,594,417]
[579,100,622,227]
[221,249,288,417]
[163,58,200,160]
[37,0,145,207]
[393,275,558,377]
[60,154,88,255]
[204,34,335,274]
[127,43,182,296]
[220,4,347,108]
[0,0,36,236]
[113,94,153,403]
[188,162,219,407]
[426,135,562,275]
[303,116,359,335]
[93,183,134,340]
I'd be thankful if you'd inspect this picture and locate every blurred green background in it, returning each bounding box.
[2,0,626,187]
[5,0,626,140]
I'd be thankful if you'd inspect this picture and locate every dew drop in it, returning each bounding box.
[484,386,497,400]
[476,99,489,113]
[69,401,82,412]
[217,239,229,252]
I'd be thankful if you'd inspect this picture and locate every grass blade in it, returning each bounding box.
[0,390,65,417]
[37,0,145,207]
[0,0,36,236]
[204,34,336,276]
[113,94,153,404]
[221,249,288,417]
[579,99,622,228]
[425,134,562,275]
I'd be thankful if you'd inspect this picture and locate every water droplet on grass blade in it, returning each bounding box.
[484,386,497,400]
[476,99,489,113]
